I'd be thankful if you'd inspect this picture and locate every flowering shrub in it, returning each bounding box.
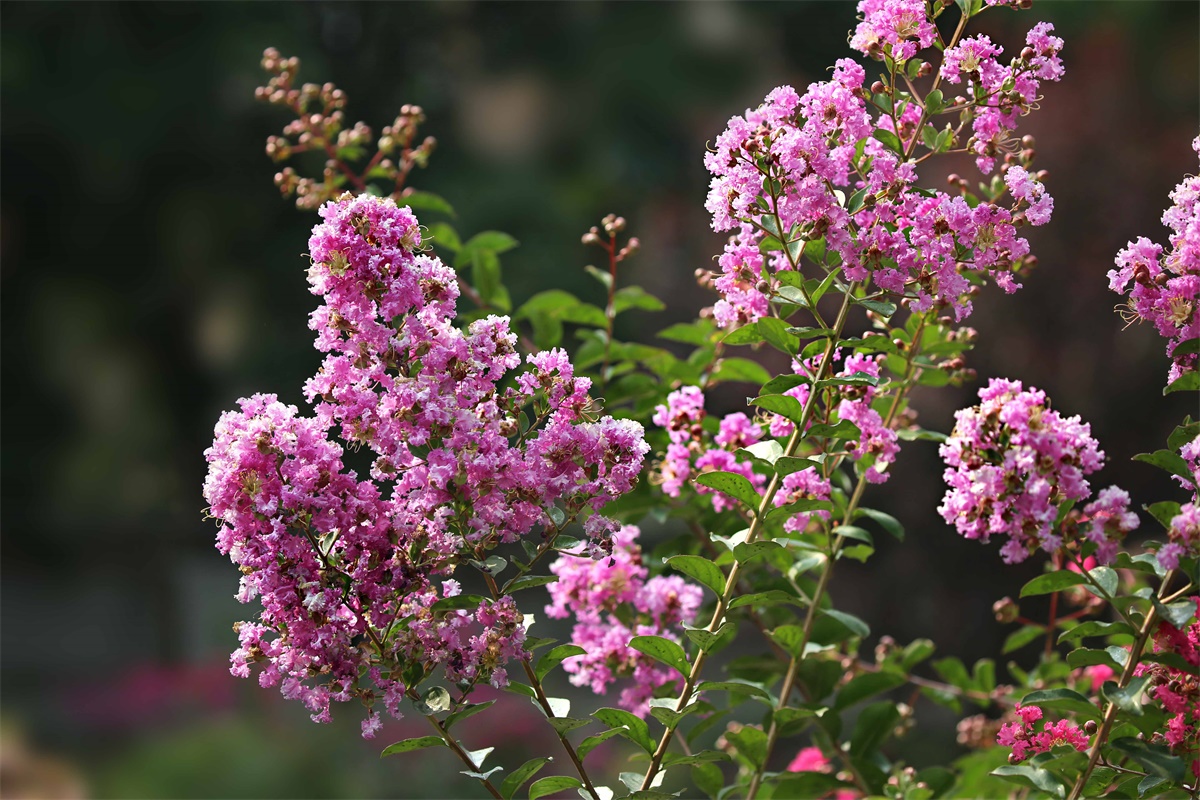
[205,1,1198,798]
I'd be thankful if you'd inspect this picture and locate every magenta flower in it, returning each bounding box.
[205,195,648,735]
[939,379,1109,564]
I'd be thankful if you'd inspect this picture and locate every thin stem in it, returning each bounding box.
[409,690,504,800]
[637,284,861,792]
[1067,569,1179,800]
[600,235,618,393]
[746,311,931,799]
[481,572,601,800]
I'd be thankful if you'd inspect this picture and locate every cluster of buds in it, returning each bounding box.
[582,214,641,262]
[256,49,437,211]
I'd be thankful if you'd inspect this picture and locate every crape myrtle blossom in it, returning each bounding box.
[1132,597,1200,777]
[205,194,649,735]
[703,19,1061,328]
[1160,503,1200,571]
[1109,137,1200,384]
[940,22,1064,173]
[996,704,1089,763]
[938,379,1132,565]
[545,525,703,717]
[785,746,860,800]
[652,386,767,513]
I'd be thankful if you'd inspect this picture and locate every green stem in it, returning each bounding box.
[481,572,601,800]
[636,284,861,792]
[1067,569,1179,800]
[745,311,931,799]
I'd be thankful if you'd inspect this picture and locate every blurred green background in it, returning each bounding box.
[1,2,1196,798]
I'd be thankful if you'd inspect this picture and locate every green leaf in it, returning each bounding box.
[1168,418,1200,450]
[1164,371,1199,394]
[614,286,665,314]
[663,750,731,768]
[1153,597,1198,629]
[758,317,797,355]
[733,540,784,564]
[593,707,653,753]
[666,555,726,596]
[833,525,873,547]
[872,128,903,154]
[752,393,805,423]
[901,639,936,671]
[932,657,972,691]
[990,765,1067,798]
[1108,738,1187,782]
[1066,648,1124,672]
[1019,688,1102,721]
[470,249,506,311]
[696,680,771,701]
[836,670,906,709]
[726,725,768,767]
[1146,501,1182,530]
[822,608,870,639]
[722,323,763,345]
[576,728,624,760]
[381,736,446,756]
[711,357,772,386]
[694,471,762,510]
[856,508,904,540]
[529,776,583,800]
[684,623,732,652]
[546,717,590,735]
[1102,675,1151,716]
[1020,570,1086,597]
[1133,449,1193,481]
[769,624,806,657]
[727,590,805,610]
[536,644,587,681]
[424,222,462,253]
[431,594,486,614]
[1058,620,1136,644]
[629,635,689,677]
[773,455,821,476]
[739,439,785,466]
[1086,566,1120,599]
[850,701,901,757]
[401,190,456,218]
[1003,624,1044,654]
[692,762,724,799]
[656,320,714,346]
[463,230,519,256]
[857,298,897,317]
[444,700,496,730]
[503,575,559,594]
[501,758,551,800]
[925,89,945,116]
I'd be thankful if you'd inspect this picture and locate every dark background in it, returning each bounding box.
[2,2,1196,797]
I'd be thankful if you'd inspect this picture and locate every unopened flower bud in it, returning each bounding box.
[1084,720,1098,735]
[871,80,887,95]
[993,596,1019,624]
[918,61,933,78]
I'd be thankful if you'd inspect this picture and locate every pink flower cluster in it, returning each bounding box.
[652,386,767,513]
[940,22,1064,173]
[849,0,935,63]
[204,194,648,734]
[1161,502,1200,571]
[703,13,1062,327]
[996,704,1089,763]
[1109,137,1200,384]
[545,525,703,716]
[1134,597,1199,776]
[939,379,1125,564]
